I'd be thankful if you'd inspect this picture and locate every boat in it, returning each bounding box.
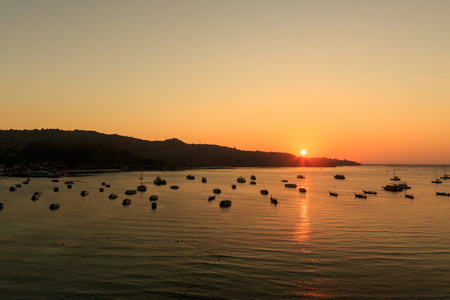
[53,187,59,192]
[383,184,403,192]
[297,175,305,179]
[440,165,450,180]
[99,188,104,192]
[334,174,345,180]
[186,175,195,180]
[23,180,29,184]
[208,195,215,201]
[32,192,42,201]
[270,196,278,205]
[299,188,307,193]
[432,169,442,184]
[202,177,207,183]
[101,182,106,186]
[67,184,72,189]
[237,177,246,183]
[52,179,59,183]
[153,177,167,185]
[9,186,16,192]
[219,200,232,207]
[49,203,60,210]
[125,189,137,195]
[81,190,89,196]
[122,199,132,206]
[151,202,157,209]
[398,182,411,189]
[284,183,297,188]
[231,185,236,189]
[363,190,377,195]
[355,193,367,199]
[405,194,414,199]
[213,188,221,194]
[250,181,256,185]
[170,185,179,190]
[281,180,288,182]
[0,202,3,210]
[65,181,74,185]
[109,194,118,199]
[390,167,401,181]
[137,172,147,191]
[15,184,22,188]
[329,191,338,197]
[260,189,269,195]
[436,191,450,196]
[149,195,158,201]
[251,175,256,180]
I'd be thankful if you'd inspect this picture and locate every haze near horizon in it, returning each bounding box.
[1,0,449,164]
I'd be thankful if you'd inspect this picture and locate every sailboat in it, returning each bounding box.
[390,167,401,181]
[432,169,442,184]
[137,172,147,191]
[440,165,450,180]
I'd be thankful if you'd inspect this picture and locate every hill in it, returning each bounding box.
[0,129,360,170]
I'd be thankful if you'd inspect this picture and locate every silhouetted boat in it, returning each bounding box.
[49,203,60,210]
[270,196,278,205]
[436,191,450,196]
[231,185,236,189]
[297,175,305,179]
[65,181,74,185]
[284,183,297,188]
[81,190,89,196]
[237,177,246,183]
[151,202,157,209]
[208,195,215,201]
[213,188,221,194]
[137,172,147,191]
[153,177,167,185]
[53,187,59,192]
[383,184,403,192]
[122,199,132,206]
[440,165,450,180]
[109,194,118,199]
[125,189,137,195]
[329,191,338,197]
[281,180,288,182]
[9,186,16,192]
[170,185,179,190]
[202,177,207,183]
[398,182,411,189]
[334,174,345,180]
[299,188,307,193]
[219,200,232,207]
[390,167,401,181]
[405,194,414,199]
[355,193,367,199]
[250,181,256,185]
[260,189,269,195]
[363,190,377,195]
[31,192,41,201]
[186,175,195,180]
[432,169,442,184]
[251,175,256,180]
[0,202,3,210]
[99,187,104,192]
[149,195,158,201]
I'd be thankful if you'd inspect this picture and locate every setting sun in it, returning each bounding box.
[301,149,307,156]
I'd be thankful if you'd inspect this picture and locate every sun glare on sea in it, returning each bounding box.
[301,149,307,156]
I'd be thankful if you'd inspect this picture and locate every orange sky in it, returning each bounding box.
[1,1,449,164]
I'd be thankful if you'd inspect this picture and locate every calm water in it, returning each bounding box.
[1,166,450,299]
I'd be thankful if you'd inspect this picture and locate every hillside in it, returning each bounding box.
[0,129,360,170]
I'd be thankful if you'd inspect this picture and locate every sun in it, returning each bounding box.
[301,149,307,156]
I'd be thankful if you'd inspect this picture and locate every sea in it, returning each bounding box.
[1,165,449,299]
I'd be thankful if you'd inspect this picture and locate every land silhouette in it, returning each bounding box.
[0,129,360,171]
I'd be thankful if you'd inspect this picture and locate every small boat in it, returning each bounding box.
[65,181,74,185]
[49,203,60,210]
[297,175,305,179]
[436,191,450,196]
[52,179,59,183]
[390,167,401,181]
[109,193,118,199]
[281,180,288,182]
[270,196,278,205]
[440,165,450,180]
[125,189,137,195]
[81,190,89,196]
[105,184,111,188]
[170,185,179,190]
[137,172,147,191]
[53,187,59,192]
[151,202,157,209]
[405,194,414,199]
[334,174,346,180]
[208,195,215,201]
[284,183,297,188]
[237,177,246,183]
[122,199,132,206]
[383,184,403,192]
[99,187,104,192]
[213,188,222,194]
[251,175,256,180]
[363,190,377,195]
[299,188,307,193]
[149,195,158,201]
[0,202,3,210]
[260,189,269,195]
[231,185,236,189]
[15,184,22,188]
[432,169,442,184]
[9,186,16,192]
[398,182,411,189]
[153,177,167,185]
[31,192,42,201]
[23,180,29,184]
[186,175,195,180]
[101,182,106,186]
[202,177,207,183]
[355,193,367,199]
[250,181,256,185]
[329,191,338,197]
[219,200,232,207]
[67,184,72,189]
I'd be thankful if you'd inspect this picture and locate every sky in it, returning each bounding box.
[1,0,449,164]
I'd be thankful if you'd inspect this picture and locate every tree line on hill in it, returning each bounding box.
[0,129,360,170]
